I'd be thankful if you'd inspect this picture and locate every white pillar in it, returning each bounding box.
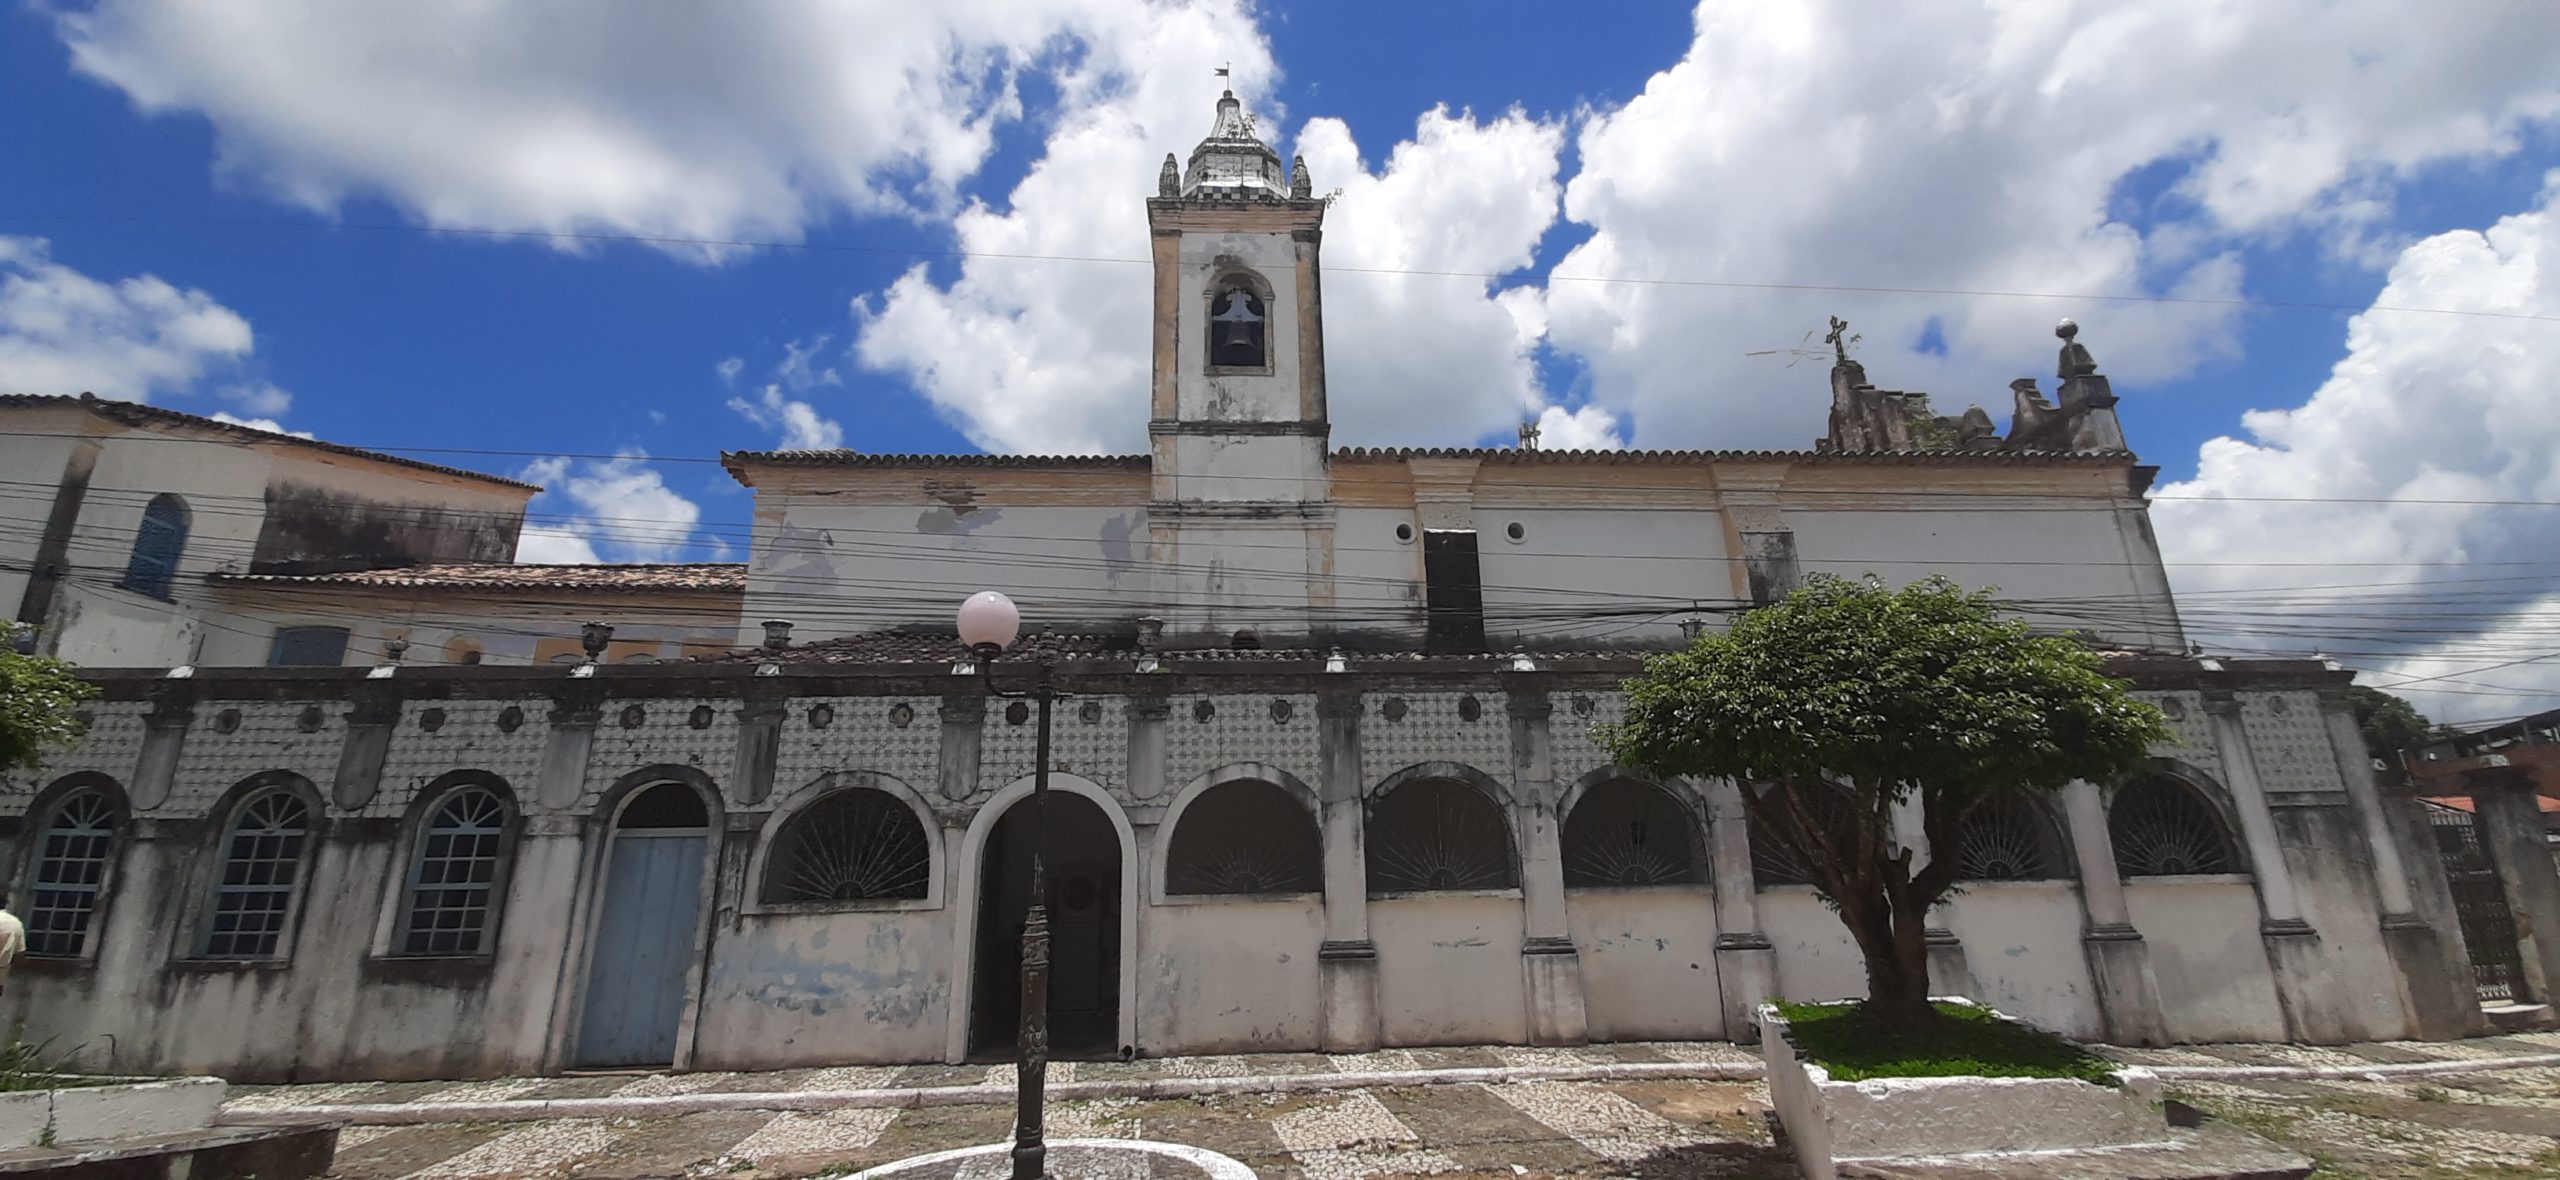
[1703,777,1780,1042]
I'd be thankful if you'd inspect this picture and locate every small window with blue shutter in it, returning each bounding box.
[119,494,189,600]
[268,625,351,667]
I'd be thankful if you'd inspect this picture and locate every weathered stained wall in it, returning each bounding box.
[0,656,2453,1081]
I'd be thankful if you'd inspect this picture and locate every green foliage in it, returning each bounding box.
[0,624,97,773]
[1605,575,2169,1025]
[1605,575,2168,802]
[2345,685,2436,758]
[0,1038,103,1093]
[1773,1000,2118,1083]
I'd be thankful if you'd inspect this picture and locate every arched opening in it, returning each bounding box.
[2109,776,2239,877]
[1562,779,1704,887]
[1366,778,1518,893]
[120,493,189,600]
[763,788,932,904]
[1206,281,1269,369]
[1164,779,1321,895]
[26,785,121,958]
[1956,791,2073,881]
[199,785,312,960]
[575,780,713,1067]
[396,782,514,956]
[970,791,1121,1059]
[1745,781,1860,889]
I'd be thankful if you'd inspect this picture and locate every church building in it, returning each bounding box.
[0,90,2482,1082]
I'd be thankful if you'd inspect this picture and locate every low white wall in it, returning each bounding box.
[2125,877,2288,1042]
[694,909,953,1069]
[1940,881,2104,1041]
[1140,897,1324,1054]
[1566,888,1724,1040]
[1372,894,1529,1046]
[1761,888,1869,1004]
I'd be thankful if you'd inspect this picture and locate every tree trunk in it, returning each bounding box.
[1851,901,1938,1031]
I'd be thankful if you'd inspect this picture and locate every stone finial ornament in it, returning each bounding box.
[761,618,792,651]
[2057,317,2098,378]
[1290,154,1312,199]
[1159,152,1179,197]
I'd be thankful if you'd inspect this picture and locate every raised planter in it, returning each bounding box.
[1759,1000,2166,1180]
[0,1076,227,1150]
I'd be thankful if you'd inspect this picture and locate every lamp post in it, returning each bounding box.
[957,590,1055,1180]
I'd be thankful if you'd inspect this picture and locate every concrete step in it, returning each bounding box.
[1835,1122,2311,1180]
[0,1123,334,1179]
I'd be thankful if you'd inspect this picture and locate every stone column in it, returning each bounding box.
[1703,777,1780,1042]
[2467,763,2560,1007]
[2205,692,2327,1041]
[534,692,601,811]
[1124,695,1171,802]
[1315,689,1380,1051]
[730,691,787,806]
[329,685,402,811]
[2322,692,2474,1038]
[129,681,195,812]
[936,693,985,803]
[2060,779,2169,1046]
[1888,794,1977,1001]
[1508,688,1588,1045]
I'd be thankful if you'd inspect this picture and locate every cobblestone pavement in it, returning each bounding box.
[226,1032,2560,1178]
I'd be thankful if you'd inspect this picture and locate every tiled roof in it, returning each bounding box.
[211,562,745,593]
[0,393,541,491]
[719,444,2135,482]
[696,629,1665,666]
[722,449,1150,484]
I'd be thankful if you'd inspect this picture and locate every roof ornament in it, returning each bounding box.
[2056,317,2098,378]
[1158,152,1179,197]
[1824,315,1859,364]
[1517,418,1542,450]
[1290,154,1312,200]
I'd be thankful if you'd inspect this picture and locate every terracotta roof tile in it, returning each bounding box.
[0,393,541,490]
[211,562,745,593]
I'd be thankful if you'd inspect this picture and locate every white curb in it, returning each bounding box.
[850,1138,1256,1180]
[216,1046,2560,1128]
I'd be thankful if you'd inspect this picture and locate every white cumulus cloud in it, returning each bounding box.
[1546,0,2560,450]
[0,235,276,405]
[2154,173,2560,723]
[515,453,704,564]
[725,337,847,449]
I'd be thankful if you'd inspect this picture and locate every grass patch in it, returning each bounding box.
[1773,1001,2118,1084]
[0,1039,109,1092]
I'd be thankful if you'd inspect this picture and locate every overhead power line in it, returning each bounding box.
[8,211,2555,323]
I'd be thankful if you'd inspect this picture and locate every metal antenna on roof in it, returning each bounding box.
[1745,326,1840,369]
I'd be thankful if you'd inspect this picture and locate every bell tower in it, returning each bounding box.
[1144,86,1335,646]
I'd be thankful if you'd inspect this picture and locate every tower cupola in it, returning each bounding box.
[1180,89,1289,201]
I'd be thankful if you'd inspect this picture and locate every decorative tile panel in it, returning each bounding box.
[20,700,151,789]
[2139,691,2222,778]
[375,699,553,817]
[579,700,742,809]
[168,700,347,816]
[981,695,1129,796]
[1549,691,1626,786]
[771,696,943,799]
[2240,690,2343,793]
[1162,692,1319,795]
[1359,691,1512,788]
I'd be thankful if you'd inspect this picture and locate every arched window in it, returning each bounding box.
[200,788,312,960]
[120,493,189,600]
[1956,791,2072,881]
[1165,780,1321,895]
[1746,782,1859,888]
[26,787,119,958]
[2109,777,2238,877]
[1562,779,1703,887]
[1366,777,1517,893]
[762,788,931,904]
[397,784,512,955]
[1207,282,1268,369]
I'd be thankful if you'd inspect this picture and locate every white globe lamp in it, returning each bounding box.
[957,591,1021,658]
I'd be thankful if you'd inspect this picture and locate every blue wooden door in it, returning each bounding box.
[575,830,708,1066]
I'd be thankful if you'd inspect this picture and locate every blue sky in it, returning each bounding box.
[4,1,2560,721]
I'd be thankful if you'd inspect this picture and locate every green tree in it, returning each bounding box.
[0,624,96,772]
[2344,685,2435,759]
[1604,575,2169,1031]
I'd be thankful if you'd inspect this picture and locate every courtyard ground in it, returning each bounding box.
[225,1034,2560,1178]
